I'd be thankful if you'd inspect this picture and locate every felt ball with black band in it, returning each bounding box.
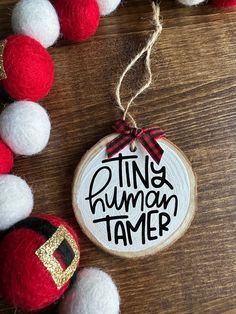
[0,214,80,312]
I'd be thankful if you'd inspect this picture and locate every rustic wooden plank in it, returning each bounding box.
[0,0,235,313]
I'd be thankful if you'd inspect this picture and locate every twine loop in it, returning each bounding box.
[115,1,162,128]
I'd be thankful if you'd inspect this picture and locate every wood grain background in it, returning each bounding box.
[0,0,235,313]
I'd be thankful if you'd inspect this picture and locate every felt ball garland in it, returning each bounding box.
[0,0,123,232]
[0,2,123,311]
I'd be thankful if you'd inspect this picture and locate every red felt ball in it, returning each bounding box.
[1,35,54,101]
[53,0,100,42]
[0,139,13,174]
[0,214,80,312]
[213,0,236,6]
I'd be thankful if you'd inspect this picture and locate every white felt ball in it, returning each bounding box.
[59,268,120,314]
[97,0,121,16]
[178,0,205,5]
[11,0,60,48]
[0,175,33,230]
[0,101,51,156]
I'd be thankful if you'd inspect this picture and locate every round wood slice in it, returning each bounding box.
[73,134,196,258]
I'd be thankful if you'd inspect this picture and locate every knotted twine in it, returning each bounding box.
[107,2,165,163]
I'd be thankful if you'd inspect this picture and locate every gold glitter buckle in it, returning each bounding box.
[35,225,80,289]
[0,40,7,80]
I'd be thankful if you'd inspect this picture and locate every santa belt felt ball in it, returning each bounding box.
[0,214,80,312]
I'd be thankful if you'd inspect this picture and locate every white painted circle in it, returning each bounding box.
[73,135,196,258]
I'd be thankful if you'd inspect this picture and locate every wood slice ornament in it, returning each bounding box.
[72,3,197,258]
[73,131,196,258]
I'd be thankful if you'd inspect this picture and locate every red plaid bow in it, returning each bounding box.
[107,119,165,164]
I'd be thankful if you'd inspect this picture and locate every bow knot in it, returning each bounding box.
[107,119,165,164]
[130,127,143,138]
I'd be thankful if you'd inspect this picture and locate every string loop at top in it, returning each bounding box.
[115,1,162,128]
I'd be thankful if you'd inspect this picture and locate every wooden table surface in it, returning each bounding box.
[0,0,236,313]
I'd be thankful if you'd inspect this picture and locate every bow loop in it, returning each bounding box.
[112,119,131,135]
[107,119,165,164]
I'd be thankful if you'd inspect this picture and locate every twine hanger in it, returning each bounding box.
[115,1,162,129]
